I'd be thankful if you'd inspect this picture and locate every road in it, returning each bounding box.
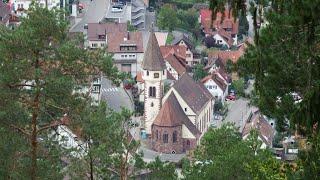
[140,147,186,163]
[70,0,110,33]
[216,98,258,131]
[100,77,134,112]
[145,11,156,30]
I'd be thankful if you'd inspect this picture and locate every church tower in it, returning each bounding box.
[142,32,167,134]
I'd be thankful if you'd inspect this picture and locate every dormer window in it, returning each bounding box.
[120,44,137,51]
[98,34,106,39]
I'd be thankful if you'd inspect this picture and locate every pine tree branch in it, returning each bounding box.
[8,84,35,88]
[37,120,66,132]
[8,123,30,136]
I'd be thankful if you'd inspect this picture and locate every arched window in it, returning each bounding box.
[172,131,177,143]
[156,130,158,140]
[149,87,156,97]
[163,133,168,143]
[147,71,149,76]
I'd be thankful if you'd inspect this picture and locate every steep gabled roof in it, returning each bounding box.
[173,73,213,113]
[142,32,166,71]
[200,9,239,35]
[153,92,201,136]
[153,93,186,127]
[160,45,187,60]
[165,54,187,76]
[213,28,234,47]
[172,33,194,50]
[242,110,276,147]
[201,73,228,92]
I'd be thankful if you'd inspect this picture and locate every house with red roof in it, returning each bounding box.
[87,22,144,77]
[160,45,188,80]
[242,110,276,149]
[200,9,239,48]
[201,71,229,103]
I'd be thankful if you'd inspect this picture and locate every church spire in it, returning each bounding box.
[142,32,166,71]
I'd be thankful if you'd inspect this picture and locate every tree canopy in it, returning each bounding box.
[0,4,123,179]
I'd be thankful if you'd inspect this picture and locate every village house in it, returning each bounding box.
[87,22,143,77]
[87,22,127,49]
[108,31,144,77]
[242,110,276,149]
[208,43,245,64]
[141,32,214,154]
[0,1,10,26]
[200,9,239,47]
[201,72,228,103]
[172,33,201,66]
[12,0,62,16]
[160,45,188,80]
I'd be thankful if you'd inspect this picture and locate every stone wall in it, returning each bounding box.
[151,125,183,154]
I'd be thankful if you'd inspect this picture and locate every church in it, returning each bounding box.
[141,32,214,154]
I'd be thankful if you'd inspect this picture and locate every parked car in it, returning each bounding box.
[111,5,123,12]
[148,6,154,12]
[225,94,236,101]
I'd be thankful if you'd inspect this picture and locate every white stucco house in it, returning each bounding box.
[242,110,276,149]
[201,73,228,103]
[13,0,63,16]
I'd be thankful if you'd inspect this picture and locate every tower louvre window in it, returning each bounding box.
[149,87,156,97]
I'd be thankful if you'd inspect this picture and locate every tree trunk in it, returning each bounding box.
[89,142,94,180]
[31,93,40,180]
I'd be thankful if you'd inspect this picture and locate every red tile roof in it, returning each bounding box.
[165,54,187,76]
[87,22,127,41]
[160,45,187,60]
[153,92,201,136]
[242,110,275,147]
[208,46,245,64]
[201,73,228,92]
[166,70,176,80]
[136,71,144,82]
[213,28,234,47]
[200,9,239,36]
[107,31,144,53]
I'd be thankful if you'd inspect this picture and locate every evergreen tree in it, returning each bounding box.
[0,4,123,179]
[238,14,249,39]
[67,104,144,179]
